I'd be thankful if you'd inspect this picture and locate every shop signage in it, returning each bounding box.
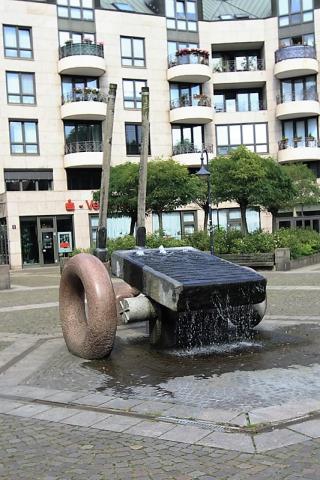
[65,199,100,211]
[65,199,75,211]
[85,200,100,211]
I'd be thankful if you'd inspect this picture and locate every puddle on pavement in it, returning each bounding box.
[84,323,320,398]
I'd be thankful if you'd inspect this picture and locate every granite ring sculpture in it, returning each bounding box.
[59,253,117,359]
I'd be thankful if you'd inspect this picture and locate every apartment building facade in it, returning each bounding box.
[0,0,319,268]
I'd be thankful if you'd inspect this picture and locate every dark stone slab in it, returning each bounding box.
[111,247,266,312]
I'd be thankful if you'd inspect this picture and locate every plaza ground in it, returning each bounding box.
[1,264,320,479]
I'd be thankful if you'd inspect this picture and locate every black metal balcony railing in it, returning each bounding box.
[276,90,318,104]
[172,142,213,155]
[213,58,264,73]
[275,45,316,63]
[170,95,211,109]
[168,53,209,68]
[214,100,266,112]
[62,91,107,105]
[59,42,104,60]
[64,140,103,155]
[278,137,320,150]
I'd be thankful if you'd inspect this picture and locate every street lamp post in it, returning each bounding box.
[196,149,214,255]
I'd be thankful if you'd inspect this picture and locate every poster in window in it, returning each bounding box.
[58,231,72,253]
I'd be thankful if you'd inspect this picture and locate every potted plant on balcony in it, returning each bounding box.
[306,132,315,146]
[73,87,83,101]
[65,39,73,45]
[281,136,288,149]
[83,37,93,44]
[179,94,190,107]
[193,93,210,106]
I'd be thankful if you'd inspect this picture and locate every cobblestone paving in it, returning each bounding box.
[2,413,320,480]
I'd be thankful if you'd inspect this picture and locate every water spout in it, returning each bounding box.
[159,245,167,255]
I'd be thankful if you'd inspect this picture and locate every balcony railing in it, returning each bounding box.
[62,91,107,105]
[276,90,318,104]
[213,58,264,73]
[275,45,316,63]
[168,53,209,68]
[59,42,104,60]
[278,137,320,150]
[170,94,211,109]
[214,100,266,112]
[64,140,103,155]
[173,142,213,156]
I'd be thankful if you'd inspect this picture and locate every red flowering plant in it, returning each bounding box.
[176,48,209,59]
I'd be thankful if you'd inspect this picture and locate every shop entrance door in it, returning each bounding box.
[38,217,58,265]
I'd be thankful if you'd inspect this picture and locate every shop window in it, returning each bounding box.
[3,25,33,59]
[212,208,260,232]
[6,72,36,104]
[152,211,197,238]
[120,37,145,67]
[90,215,131,245]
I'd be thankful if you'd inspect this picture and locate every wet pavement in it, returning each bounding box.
[2,263,320,477]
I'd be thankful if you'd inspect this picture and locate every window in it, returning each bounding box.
[214,89,264,112]
[58,31,95,46]
[216,123,268,155]
[9,120,39,154]
[280,76,317,102]
[66,168,101,189]
[212,51,263,72]
[4,170,53,191]
[90,215,131,245]
[3,25,33,59]
[152,211,197,238]
[6,72,36,104]
[280,33,315,47]
[165,0,197,31]
[278,0,313,26]
[57,0,94,21]
[170,83,201,108]
[167,41,199,66]
[64,121,102,151]
[61,76,99,99]
[125,123,151,155]
[282,117,318,146]
[120,37,145,67]
[123,79,146,109]
[113,2,134,11]
[171,125,204,154]
[212,208,260,232]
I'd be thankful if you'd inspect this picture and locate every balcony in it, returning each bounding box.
[278,137,320,163]
[169,95,213,124]
[274,45,318,79]
[276,91,320,120]
[167,49,211,83]
[61,90,107,120]
[213,59,265,88]
[172,142,213,165]
[64,140,103,168]
[58,42,105,76]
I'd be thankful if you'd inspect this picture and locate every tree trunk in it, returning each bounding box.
[136,87,150,247]
[130,214,137,236]
[158,212,163,235]
[239,203,248,235]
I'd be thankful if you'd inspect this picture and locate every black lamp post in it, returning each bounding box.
[196,149,214,255]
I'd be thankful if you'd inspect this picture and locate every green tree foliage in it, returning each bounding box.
[146,158,199,232]
[210,146,268,234]
[282,163,320,213]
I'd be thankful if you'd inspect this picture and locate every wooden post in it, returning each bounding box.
[136,87,150,247]
[94,83,117,262]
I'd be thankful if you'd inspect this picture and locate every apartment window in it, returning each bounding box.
[120,37,145,67]
[61,76,99,98]
[282,117,318,142]
[165,0,197,31]
[6,72,36,104]
[125,123,150,155]
[280,76,317,102]
[213,51,263,72]
[64,121,102,145]
[216,123,268,155]
[214,89,264,112]
[58,31,95,46]
[167,41,198,65]
[172,125,203,154]
[3,25,33,59]
[280,33,314,47]
[57,0,94,21]
[66,168,101,189]
[123,79,146,109]
[4,170,53,191]
[278,0,313,26]
[170,83,201,107]
[9,120,39,154]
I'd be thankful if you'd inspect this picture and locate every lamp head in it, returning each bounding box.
[196,164,210,180]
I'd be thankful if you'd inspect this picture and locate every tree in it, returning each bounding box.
[257,158,296,232]
[102,162,139,235]
[146,158,199,233]
[282,163,320,215]
[210,146,268,234]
